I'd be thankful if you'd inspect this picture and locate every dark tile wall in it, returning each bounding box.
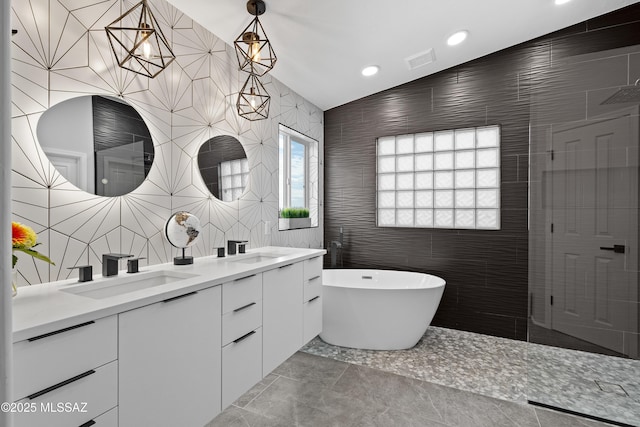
[323,3,640,341]
[92,95,154,191]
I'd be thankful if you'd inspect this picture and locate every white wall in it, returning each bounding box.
[11,0,324,285]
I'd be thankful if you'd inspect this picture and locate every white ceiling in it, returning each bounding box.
[167,0,639,111]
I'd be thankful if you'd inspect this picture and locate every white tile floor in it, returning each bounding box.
[301,326,640,426]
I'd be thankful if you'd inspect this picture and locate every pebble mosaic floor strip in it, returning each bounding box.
[302,326,640,426]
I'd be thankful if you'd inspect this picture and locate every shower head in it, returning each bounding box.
[601,79,640,105]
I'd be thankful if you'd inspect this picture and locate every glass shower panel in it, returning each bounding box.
[528,44,640,426]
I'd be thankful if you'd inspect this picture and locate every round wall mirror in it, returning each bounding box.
[197,135,249,201]
[37,95,154,197]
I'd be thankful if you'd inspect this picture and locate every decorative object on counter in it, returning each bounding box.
[67,265,93,282]
[105,0,175,78]
[278,207,311,230]
[11,221,55,297]
[234,0,277,76]
[165,212,201,265]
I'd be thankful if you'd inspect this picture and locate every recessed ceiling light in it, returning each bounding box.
[555,0,571,4]
[447,30,468,46]
[362,65,379,77]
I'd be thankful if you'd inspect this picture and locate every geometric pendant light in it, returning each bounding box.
[236,73,271,121]
[105,0,175,78]
[234,0,277,77]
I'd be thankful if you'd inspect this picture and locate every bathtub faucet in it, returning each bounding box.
[330,225,344,268]
[330,240,342,268]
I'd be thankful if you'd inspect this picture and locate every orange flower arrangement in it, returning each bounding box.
[12,222,54,268]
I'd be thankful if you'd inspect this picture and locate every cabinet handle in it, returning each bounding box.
[233,330,257,344]
[234,274,256,281]
[279,263,293,269]
[28,370,95,400]
[307,295,320,303]
[28,321,95,342]
[79,420,96,427]
[308,275,321,281]
[162,291,197,303]
[233,302,256,313]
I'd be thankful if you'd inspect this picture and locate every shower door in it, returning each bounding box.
[549,111,638,357]
[528,43,640,426]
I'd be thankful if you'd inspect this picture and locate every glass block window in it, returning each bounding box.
[219,158,249,202]
[377,125,500,229]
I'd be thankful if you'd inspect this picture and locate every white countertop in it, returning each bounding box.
[12,247,326,342]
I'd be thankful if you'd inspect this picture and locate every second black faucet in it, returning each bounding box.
[227,240,248,255]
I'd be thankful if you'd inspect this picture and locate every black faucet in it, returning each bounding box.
[67,265,93,282]
[127,257,146,274]
[227,240,248,255]
[102,253,133,277]
[330,226,344,268]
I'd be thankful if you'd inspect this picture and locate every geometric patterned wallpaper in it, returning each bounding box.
[11,0,324,286]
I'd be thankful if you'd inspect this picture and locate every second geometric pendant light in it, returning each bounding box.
[235,0,275,121]
[237,73,271,121]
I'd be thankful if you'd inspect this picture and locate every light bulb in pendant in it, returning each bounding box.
[249,87,257,109]
[249,42,261,62]
[140,24,152,60]
[142,39,152,59]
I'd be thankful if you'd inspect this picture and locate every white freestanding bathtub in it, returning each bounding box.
[320,269,445,350]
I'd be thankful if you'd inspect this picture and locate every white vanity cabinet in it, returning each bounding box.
[90,407,118,426]
[11,247,326,426]
[118,285,222,427]
[262,262,304,374]
[221,273,263,408]
[12,316,118,427]
[303,256,323,344]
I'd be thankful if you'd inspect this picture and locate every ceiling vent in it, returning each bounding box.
[405,48,435,70]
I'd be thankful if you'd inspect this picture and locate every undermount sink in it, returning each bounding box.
[227,254,279,264]
[60,270,198,300]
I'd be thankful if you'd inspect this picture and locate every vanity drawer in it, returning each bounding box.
[222,327,262,408]
[303,296,322,344]
[222,273,262,314]
[14,360,118,427]
[13,315,117,400]
[303,276,322,301]
[92,407,118,427]
[303,256,323,282]
[222,301,262,346]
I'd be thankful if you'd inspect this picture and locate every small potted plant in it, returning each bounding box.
[279,207,311,230]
